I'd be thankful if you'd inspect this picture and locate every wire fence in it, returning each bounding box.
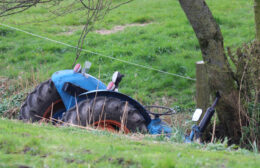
[0,23,196,81]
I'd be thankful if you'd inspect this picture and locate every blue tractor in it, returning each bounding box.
[19,61,220,140]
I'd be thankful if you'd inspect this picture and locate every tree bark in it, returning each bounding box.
[255,0,260,41]
[255,0,260,102]
[179,0,244,143]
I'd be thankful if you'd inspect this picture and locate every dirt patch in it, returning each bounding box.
[58,25,84,36]
[23,146,31,154]
[58,23,150,36]
[107,157,138,167]
[18,165,31,168]
[65,158,75,163]
[95,23,150,35]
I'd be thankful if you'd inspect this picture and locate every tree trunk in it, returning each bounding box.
[254,0,260,102]
[255,0,260,42]
[179,0,244,143]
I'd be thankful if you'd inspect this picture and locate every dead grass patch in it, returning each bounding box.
[95,23,150,35]
[58,25,84,36]
[58,23,150,36]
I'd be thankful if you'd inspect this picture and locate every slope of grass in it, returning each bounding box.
[0,119,259,168]
[0,0,255,110]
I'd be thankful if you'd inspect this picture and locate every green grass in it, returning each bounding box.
[0,0,255,110]
[0,118,259,168]
[0,1,258,167]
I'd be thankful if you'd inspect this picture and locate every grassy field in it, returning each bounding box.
[0,1,258,167]
[0,0,255,112]
[0,118,259,168]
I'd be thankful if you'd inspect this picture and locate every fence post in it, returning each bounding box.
[196,61,210,116]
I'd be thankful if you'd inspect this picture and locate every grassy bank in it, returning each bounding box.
[0,119,259,168]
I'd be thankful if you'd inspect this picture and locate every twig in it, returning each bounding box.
[35,114,95,131]
[211,113,216,143]
[50,102,53,123]
[238,61,249,138]
[97,97,106,129]
[75,95,81,125]
[120,101,128,133]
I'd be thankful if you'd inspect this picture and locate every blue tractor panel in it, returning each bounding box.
[147,118,172,136]
[51,70,107,110]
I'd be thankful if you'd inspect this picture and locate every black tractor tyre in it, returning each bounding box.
[19,79,65,122]
[62,96,147,133]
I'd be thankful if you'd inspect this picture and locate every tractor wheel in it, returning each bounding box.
[62,96,147,133]
[19,79,66,122]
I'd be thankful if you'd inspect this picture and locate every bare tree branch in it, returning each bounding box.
[0,0,134,65]
[0,0,53,17]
